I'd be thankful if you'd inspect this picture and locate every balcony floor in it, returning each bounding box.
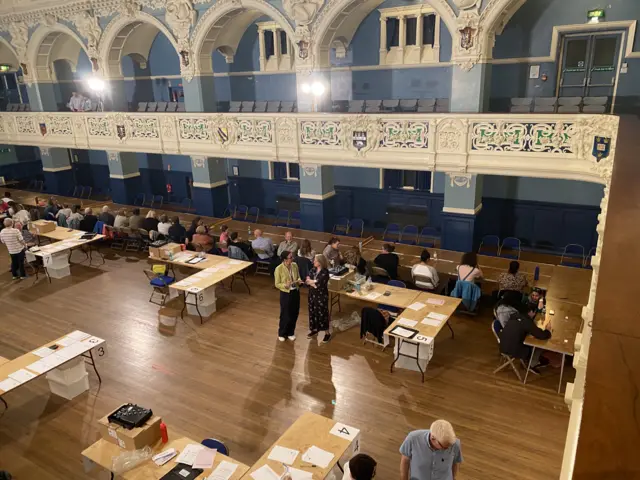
[0,250,569,479]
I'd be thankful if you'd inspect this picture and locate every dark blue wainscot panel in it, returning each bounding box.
[0,161,42,183]
[441,212,477,252]
[335,186,444,232]
[192,184,228,218]
[479,197,600,252]
[300,196,337,232]
[228,177,300,216]
[110,175,143,205]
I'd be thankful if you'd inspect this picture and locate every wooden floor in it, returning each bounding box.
[0,248,572,479]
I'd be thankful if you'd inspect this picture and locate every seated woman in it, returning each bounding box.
[497,260,528,294]
[191,225,214,252]
[322,237,343,267]
[374,243,399,279]
[494,290,522,328]
[298,239,316,261]
[411,249,439,291]
[450,252,484,311]
[218,224,230,254]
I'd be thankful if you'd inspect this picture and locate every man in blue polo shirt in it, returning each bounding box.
[400,419,462,480]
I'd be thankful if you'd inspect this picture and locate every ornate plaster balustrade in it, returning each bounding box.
[0,111,618,185]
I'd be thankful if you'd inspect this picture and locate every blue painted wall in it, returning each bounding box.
[483,175,604,206]
[491,0,640,111]
[0,146,42,183]
[334,166,380,188]
[136,153,194,201]
[69,149,111,195]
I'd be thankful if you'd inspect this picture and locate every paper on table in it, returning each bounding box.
[268,445,299,465]
[207,461,238,480]
[250,465,280,480]
[67,330,91,341]
[397,318,418,328]
[426,298,445,306]
[288,467,313,480]
[32,346,55,358]
[8,369,37,383]
[426,312,448,322]
[301,446,334,468]
[407,302,426,311]
[365,292,381,300]
[0,377,21,392]
[193,448,217,469]
[228,260,243,265]
[174,443,204,466]
[56,336,78,347]
[390,326,415,338]
[26,359,51,374]
[421,318,442,327]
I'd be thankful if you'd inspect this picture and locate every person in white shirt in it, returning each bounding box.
[1,192,12,203]
[12,204,30,226]
[157,214,171,236]
[56,203,72,220]
[67,92,85,112]
[114,209,129,228]
[342,454,377,480]
[412,249,440,291]
[0,218,27,279]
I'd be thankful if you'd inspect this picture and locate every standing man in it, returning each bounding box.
[67,92,84,112]
[274,250,302,342]
[0,218,27,280]
[400,419,462,480]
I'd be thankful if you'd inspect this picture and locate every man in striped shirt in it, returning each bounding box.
[0,218,26,279]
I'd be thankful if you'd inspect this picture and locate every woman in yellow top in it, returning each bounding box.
[274,250,303,341]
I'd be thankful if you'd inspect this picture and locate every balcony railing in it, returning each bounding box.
[0,111,618,185]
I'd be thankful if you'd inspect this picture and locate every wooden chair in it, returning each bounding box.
[492,319,522,381]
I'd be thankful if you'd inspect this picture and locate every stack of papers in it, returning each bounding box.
[0,378,21,392]
[365,292,381,300]
[193,448,217,469]
[68,331,91,341]
[268,445,299,465]
[32,346,55,358]
[56,336,79,347]
[421,318,443,327]
[397,318,418,328]
[207,461,238,480]
[287,468,313,480]
[301,446,334,468]
[250,465,280,480]
[426,312,448,322]
[8,369,37,383]
[390,326,415,338]
[407,302,426,311]
[427,298,445,306]
[175,444,205,466]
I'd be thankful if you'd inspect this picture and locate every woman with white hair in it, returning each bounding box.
[140,210,159,233]
[400,419,462,480]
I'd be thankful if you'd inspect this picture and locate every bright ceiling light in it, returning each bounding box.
[87,76,105,92]
[301,82,311,94]
[311,82,325,96]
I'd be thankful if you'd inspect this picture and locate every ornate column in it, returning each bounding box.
[258,28,267,71]
[272,27,280,68]
[190,156,228,217]
[379,17,388,64]
[398,15,406,56]
[416,14,423,48]
[107,151,142,204]
[183,76,218,113]
[441,173,483,252]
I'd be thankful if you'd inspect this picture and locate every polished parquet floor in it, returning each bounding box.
[0,249,572,479]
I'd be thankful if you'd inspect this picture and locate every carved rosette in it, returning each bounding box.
[191,156,206,168]
[436,118,467,154]
[276,117,296,145]
[447,172,472,188]
[301,164,318,177]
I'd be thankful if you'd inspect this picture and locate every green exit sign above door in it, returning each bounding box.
[587,9,605,22]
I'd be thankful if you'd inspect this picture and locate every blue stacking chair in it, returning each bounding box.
[347,218,364,237]
[144,268,175,306]
[274,209,290,227]
[418,227,438,248]
[133,193,146,206]
[500,237,521,259]
[378,279,406,314]
[180,198,192,211]
[247,206,260,223]
[584,247,596,269]
[333,217,349,235]
[223,204,236,218]
[383,223,401,242]
[561,244,585,268]
[234,205,248,220]
[150,194,164,208]
[201,438,229,456]
[400,225,419,245]
[288,210,301,228]
[478,235,500,256]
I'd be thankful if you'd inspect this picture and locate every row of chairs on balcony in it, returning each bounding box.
[229,101,297,113]
[479,235,595,267]
[137,102,186,113]
[381,224,440,246]
[342,98,450,114]
[510,96,608,114]
[6,103,31,112]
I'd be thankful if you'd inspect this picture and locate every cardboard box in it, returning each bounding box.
[31,220,56,234]
[160,243,182,260]
[98,407,162,450]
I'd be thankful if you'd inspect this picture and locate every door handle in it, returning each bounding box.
[583,78,587,86]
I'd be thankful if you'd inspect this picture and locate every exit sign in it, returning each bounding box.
[587,9,605,20]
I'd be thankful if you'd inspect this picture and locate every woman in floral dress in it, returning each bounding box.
[306,254,331,343]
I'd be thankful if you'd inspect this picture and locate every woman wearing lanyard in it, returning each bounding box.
[275,250,302,341]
